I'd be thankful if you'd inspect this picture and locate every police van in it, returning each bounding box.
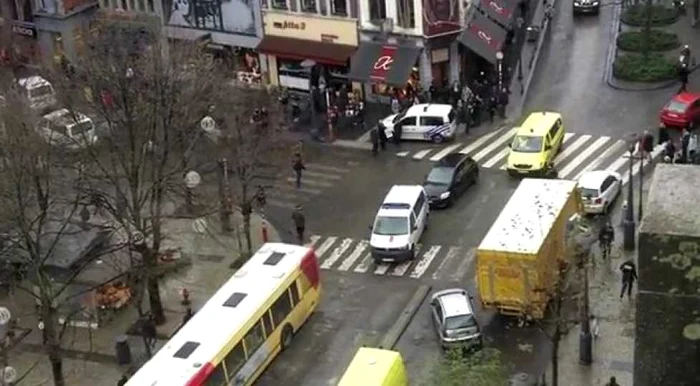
[381,104,457,143]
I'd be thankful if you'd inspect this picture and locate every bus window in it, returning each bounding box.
[223,343,245,379]
[261,311,273,337]
[203,364,226,386]
[271,292,292,326]
[289,283,300,306]
[243,321,265,356]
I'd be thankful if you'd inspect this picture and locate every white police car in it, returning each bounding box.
[381,104,457,143]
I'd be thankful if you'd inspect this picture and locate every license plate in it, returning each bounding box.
[382,258,394,263]
[518,170,528,174]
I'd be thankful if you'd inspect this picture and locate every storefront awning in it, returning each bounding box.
[256,36,356,66]
[458,13,507,65]
[479,0,517,27]
[348,42,422,86]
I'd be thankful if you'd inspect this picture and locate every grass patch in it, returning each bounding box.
[617,29,680,52]
[613,53,676,82]
[621,4,678,27]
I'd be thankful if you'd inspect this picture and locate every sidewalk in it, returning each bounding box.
[2,210,280,386]
[547,175,653,385]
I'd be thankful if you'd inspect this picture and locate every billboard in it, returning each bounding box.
[163,0,256,36]
[423,0,461,38]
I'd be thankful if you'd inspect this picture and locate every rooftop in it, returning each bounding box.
[479,179,578,254]
[406,103,453,116]
[639,164,700,237]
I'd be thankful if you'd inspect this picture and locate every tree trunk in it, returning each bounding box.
[243,210,252,257]
[551,326,560,386]
[147,276,165,325]
[49,347,65,386]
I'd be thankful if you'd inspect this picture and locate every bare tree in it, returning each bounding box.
[52,20,224,324]
[215,84,291,260]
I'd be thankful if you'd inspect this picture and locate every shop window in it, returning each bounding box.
[278,58,310,91]
[396,0,415,28]
[271,0,287,10]
[119,0,127,10]
[331,0,346,15]
[300,0,317,13]
[369,0,386,20]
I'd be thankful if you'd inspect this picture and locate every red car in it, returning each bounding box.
[660,92,700,128]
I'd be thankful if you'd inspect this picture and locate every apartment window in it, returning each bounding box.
[396,0,415,28]
[146,0,153,12]
[271,0,287,9]
[300,0,317,13]
[331,0,346,15]
[369,0,386,20]
[136,0,144,11]
[119,0,126,9]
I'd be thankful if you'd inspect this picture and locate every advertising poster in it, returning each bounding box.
[163,0,256,35]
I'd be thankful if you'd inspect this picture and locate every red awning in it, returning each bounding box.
[256,36,356,66]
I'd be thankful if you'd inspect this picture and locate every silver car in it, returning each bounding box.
[429,288,483,350]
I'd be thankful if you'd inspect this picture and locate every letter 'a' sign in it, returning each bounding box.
[370,45,398,82]
[373,56,394,71]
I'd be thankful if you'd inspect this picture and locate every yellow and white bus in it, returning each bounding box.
[126,242,321,386]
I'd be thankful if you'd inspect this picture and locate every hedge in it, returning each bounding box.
[617,29,680,52]
[621,4,678,27]
[613,53,676,82]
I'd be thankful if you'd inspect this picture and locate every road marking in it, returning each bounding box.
[315,237,337,259]
[622,159,643,186]
[499,133,574,170]
[472,128,517,162]
[266,199,297,210]
[302,170,343,180]
[459,127,507,155]
[320,238,353,269]
[605,153,629,175]
[412,149,433,160]
[558,136,611,179]
[306,235,321,248]
[431,246,462,280]
[429,143,463,161]
[397,151,410,157]
[573,140,626,180]
[305,163,351,173]
[391,244,422,276]
[482,147,509,168]
[286,177,333,188]
[373,260,392,275]
[409,245,442,279]
[338,240,368,271]
[448,248,477,282]
[354,253,373,273]
[553,135,591,167]
[273,183,321,195]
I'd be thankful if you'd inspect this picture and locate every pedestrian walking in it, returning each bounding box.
[117,375,129,386]
[498,88,509,118]
[688,130,698,164]
[487,95,497,123]
[393,121,403,146]
[598,221,614,261]
[605,376,620,386]
[619,259,638,300]
[369,126,379,156]
[390,95,400,114]
[658,124,670,145]
[182,307,194,324]
[292,153,305,189]
[680,127,691,163]
[291,205,306,245]
[377,120,388,150]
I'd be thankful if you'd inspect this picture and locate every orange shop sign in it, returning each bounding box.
[262,11,358,46]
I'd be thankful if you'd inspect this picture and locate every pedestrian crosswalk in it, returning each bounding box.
[396,127,665,182]
[306,235,477,281]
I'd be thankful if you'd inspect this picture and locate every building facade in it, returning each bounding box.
[257,0,359,93]
[32,0,100,65]
[0,0,43,67]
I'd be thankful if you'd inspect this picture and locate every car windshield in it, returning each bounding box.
[665,100,688,113]
[444,314,477,330]
[426,167,453,185]
[373,216,408,236]
[511,135,544,152]
[69,120,93,136]
[578,187,599,198]
[29,85,53,99]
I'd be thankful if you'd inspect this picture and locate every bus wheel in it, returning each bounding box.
[281,325,294,351]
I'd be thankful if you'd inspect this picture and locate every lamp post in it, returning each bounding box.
[496,51,504,91]
[184,171,201,215]
[623,135,637,251]
[638,150,644,222]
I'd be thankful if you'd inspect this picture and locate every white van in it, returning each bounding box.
[381,104,457,143]
[17,76,57,113]
[370,185,429,264]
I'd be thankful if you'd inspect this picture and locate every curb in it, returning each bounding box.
[378,284,431,350]
[604,3,679,92]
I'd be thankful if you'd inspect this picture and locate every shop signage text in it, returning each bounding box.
[263,11,358,46]
[11,22,36,38]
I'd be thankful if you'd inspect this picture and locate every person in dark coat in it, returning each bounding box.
[658,124,670,144]
[487,95,497,123]
[393,121,403,146]
[369,127,379,156]
[619,259,638,299]
[377,120,388,150]
[498,88,510,118]
[680,128,691,163]
[291,205,306,245]
[292,153,305,188]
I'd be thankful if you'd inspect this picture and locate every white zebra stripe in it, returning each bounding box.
[429,143,464,162]
[472,128,518,162]
[315,237,337,259]
[409,246,442,279]
[338,240,368,271]
[482,147,509,168]
[353,253,373,273]
[573,140,626,180]
[558,137,611,179]
[320,238,353,269]
[391,245,422,276]
[554,135,592,167]
[306,235,321,248]
[459,127,507,155]
[412,149,433,160]
[373,262,391,275]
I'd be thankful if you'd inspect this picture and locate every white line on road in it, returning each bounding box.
[306,235,321,248]
[320,238,353,269]
[301,170,343,180]
[459,127,507,155]
[305,163,351,173]
[286,177,334,188]
[429,143,463,162]
[605,153,629,175]
[354,253,373,273]
[573,140,626,180]
[559,136,611,179]
[412,149,433,160]
[273,183,321,195]
[315,237,337,259]
[409,246,442,279]
[431,246,462,280]
[396,151,410,157]
[391,245,422,276]
[472,128,517,162]
[554,135,591,167]
[482,147,509,168]
[338,240,368,271]
[448,248,477,282]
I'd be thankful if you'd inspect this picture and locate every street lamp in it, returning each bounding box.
[623,135,637,251]
[184,170,201,215]
[495,51,504,92]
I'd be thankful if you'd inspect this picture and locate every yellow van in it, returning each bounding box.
[338,347,408,386]
[506,112,565,176]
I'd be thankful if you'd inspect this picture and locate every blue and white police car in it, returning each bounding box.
[381,104,457,143]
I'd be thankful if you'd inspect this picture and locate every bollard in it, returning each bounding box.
[261,220,269,243]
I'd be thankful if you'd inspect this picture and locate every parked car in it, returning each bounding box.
[423,153,479,208]
[37,109,98,150]
[381,104,457,143]
[573,0,600,14]
[429,288,483,351]
[17,76,57,113]
[659,92,700,129]
[577,170,622,214]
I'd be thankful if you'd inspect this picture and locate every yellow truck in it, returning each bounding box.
[338,347,408,386]
[476,178,582,319]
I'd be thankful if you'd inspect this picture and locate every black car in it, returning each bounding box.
[573,0,600,14]
[423,153,479,208]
